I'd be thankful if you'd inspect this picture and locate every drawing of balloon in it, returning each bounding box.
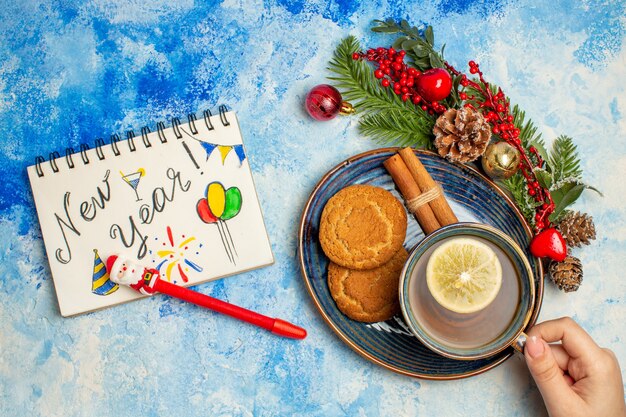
[196,182,242,263]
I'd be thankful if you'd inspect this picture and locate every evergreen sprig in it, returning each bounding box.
[548,135,583,183]
[504,134,599,225]
[359,109,434,149]
[326,20,598,228]
[328,36,435,147]
[545,136,600,223]
[502,172,542,222]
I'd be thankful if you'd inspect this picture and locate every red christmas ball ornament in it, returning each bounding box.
[415,68,453,102]
[530,228,567,262]
[305,84,354,121]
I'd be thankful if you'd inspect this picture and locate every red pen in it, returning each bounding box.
[106,255,307,339]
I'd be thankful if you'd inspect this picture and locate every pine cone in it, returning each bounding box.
[549,255,583,292]
[557,211,596,248]
[433,107,491,163]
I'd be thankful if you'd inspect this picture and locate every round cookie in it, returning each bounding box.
[319,184,407,270]
[328,247,409,323]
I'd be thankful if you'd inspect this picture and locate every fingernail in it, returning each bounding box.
[526,336,545,359]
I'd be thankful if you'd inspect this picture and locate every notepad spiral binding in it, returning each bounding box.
[34,105,231,177]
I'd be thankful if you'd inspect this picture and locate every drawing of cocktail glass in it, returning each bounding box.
[121,168,145,201]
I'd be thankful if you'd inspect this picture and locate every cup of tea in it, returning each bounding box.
[399,222,535,360]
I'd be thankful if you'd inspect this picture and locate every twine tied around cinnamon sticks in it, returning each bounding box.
[383,148,458,235]
[405,185,443,214]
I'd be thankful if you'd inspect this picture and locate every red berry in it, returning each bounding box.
[535,221,544,230]
[374,69,384,79]
[469,60,477,67]
[401,93,409,102]
[381,78,390,87]
[352,53,360,60]
[459,92,468,100]
[470,67,478,74]
[399,50,406,57]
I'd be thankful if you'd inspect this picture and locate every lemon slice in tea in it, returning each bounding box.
[426,237,502,314]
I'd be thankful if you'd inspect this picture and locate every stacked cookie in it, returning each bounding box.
[319,185,408,322]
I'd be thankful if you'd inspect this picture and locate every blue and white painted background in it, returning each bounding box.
[1,1,624,416]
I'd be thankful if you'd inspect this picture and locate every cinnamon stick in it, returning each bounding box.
[383,154,441,235]
[398,147,458,227]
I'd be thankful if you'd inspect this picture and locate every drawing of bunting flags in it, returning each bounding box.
[91,249,119,296]
[233,145,245,164]
[198,142,247,166]
[199,142,217,160]
[217,145,232,164]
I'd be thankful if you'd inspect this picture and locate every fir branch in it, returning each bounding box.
[511,105,544,150]
[501,173,541,225]
[328,36,418,114]
[327,35,435,148]
[358,109,434,149]
[548,135,583,183]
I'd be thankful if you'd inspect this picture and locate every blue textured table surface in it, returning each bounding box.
[1,1,624,416]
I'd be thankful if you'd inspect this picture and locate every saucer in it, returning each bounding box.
[298,148,543,380]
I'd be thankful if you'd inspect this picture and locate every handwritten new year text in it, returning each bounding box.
[52,168,191,263]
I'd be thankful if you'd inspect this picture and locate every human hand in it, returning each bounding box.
[524,317,626,417]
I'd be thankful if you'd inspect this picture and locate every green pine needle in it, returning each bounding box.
[549,135,583,182]
[501,173,540,225]
[511,105,544,150]
[327,35,435,148]
[328,36,414,113]
[359,109,435,149]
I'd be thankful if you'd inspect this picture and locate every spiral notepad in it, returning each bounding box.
[27,106,274,317]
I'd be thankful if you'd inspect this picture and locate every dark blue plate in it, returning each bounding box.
[298,148,544,379]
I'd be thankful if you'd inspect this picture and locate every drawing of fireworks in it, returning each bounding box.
[150,226,203,284]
